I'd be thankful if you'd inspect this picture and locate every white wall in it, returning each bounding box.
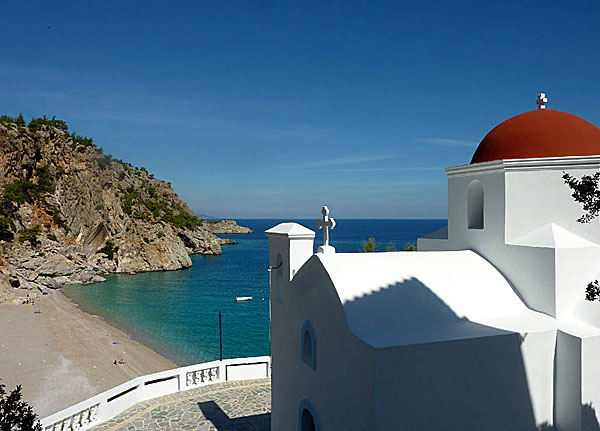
[373,329,555,430]
[268,231,377,431]
[421,157,600,319]
[505,168,600,245]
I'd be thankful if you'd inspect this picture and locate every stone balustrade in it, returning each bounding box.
[41,356,270,431]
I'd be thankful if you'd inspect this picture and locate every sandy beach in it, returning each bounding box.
[0,290,177,419]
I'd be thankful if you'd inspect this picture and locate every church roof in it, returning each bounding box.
[508,223,598,249]
[265,222,315,238]
[317,250,556,348]
[471,109,600,164]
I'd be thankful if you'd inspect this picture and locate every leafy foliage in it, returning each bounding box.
[32,166,54,197]
[563,171,600,223]
[586,281,600,301]
[0,382,42,431]
[47,233,58,242]
[403,242,417,251]
[70,133,94,147]
[97,154,113,170]
[0,113,25,127]
[0,217,15,241]
[0,115,14,125]
[563,171,600,301]
[117,184,202,230]
[2,180,36,205]
[15,113,25,127]
[27,115,68,132]
[361,237,377,252]
[98,239,116,260]
[19,225,41,246]
[2,168,54,206]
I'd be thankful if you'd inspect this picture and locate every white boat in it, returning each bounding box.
[236,296,253,302]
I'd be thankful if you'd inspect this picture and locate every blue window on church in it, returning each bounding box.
[301,320,316,369]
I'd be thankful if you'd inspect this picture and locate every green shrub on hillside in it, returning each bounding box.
[15,113,25,127]
[71,133,94,147]
[0,115,13,125]
[97,154,113,170]
[27,115,68,132]
[32,166,54,196]
[19,225,41,246]
[98,239,116,260]
[120,186,139,215]
[0,217,15,241]
[2,180,36,205]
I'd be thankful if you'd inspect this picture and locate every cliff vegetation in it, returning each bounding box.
[0,114,251,302]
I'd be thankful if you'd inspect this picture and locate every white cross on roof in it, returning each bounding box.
[536,93,548,110]
[316,205,336,254]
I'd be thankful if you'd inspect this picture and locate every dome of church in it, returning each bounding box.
[471,109,600,164]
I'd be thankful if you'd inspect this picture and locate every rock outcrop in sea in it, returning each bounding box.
[0,117,250,303]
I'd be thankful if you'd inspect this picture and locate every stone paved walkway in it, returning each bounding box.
[90,378,270,431]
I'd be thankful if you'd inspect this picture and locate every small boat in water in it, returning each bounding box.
[236,296,253,302]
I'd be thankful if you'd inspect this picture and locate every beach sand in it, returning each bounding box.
[0,290,177,418]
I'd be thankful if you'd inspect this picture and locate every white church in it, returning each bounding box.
[266,95,600,431]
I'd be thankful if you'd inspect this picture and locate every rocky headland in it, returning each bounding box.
[0,115,250,303]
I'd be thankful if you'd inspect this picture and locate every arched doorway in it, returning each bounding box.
[300,408,316,431]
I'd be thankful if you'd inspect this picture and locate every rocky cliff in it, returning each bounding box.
[0,116,249,303]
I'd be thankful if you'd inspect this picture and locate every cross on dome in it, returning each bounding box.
[316,205,336,254]
[536,93,548,110]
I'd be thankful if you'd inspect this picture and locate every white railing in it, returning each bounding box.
[41,356,271,431]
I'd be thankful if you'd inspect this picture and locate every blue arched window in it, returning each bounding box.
[298,399,320,431]
[301,320,316,370]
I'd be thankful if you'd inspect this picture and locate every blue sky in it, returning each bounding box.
[1,1,599,218]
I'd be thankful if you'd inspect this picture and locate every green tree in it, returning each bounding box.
[98,239,116,260]
[361,237,377,252]
[0,115,13,125]
[15,113,25,127]
[403,242,417,251]
[70,133,94,147]
[28,115,68,132]
[19,225,41,246]
[0,217,15,241]
[2,180,36,205]
[0,382,42,431]
[563,171,600,300]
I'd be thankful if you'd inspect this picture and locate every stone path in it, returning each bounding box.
[90,379,271,431]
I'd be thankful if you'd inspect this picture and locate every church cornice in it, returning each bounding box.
[446,155,600,177]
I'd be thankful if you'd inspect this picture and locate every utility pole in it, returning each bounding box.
[219,310,223,361]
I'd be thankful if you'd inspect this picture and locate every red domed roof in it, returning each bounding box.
[471,109,600,164]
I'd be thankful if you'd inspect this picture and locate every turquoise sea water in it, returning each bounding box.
[62,219,446,366]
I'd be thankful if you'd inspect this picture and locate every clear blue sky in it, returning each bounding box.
[1,1,599,218]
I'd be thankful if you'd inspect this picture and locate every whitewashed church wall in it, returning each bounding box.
[374,331,554,431]
[446,170,506,248]
[270,256,376,431]
[582,335,600,431]
[505,168,600,245]
[555,330,583,431]
[556,248,600,323]
[520,329,556,427]
[431,170,558,316]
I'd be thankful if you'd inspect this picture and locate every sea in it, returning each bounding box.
[62,219,447,366]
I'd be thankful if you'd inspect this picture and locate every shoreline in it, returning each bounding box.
[60,284,187,367]
[0,289,177,419]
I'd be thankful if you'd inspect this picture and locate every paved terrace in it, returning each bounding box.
[90,379,271,431]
